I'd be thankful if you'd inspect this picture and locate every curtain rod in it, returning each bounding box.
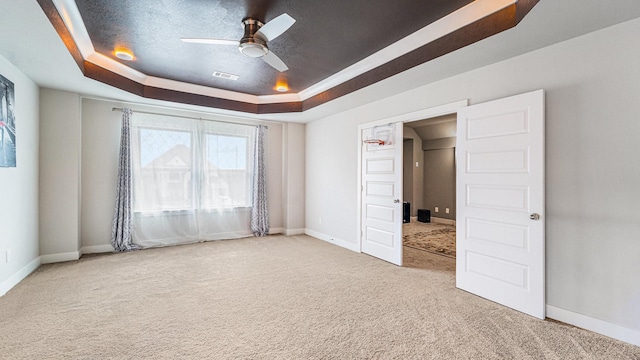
[111,107,268,129]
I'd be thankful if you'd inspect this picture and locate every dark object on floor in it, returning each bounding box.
[418,209,431,223]
[403,202,410,223]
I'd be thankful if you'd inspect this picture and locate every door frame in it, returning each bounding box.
[357,100,468,253]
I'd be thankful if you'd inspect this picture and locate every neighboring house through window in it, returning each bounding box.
[130,113,256,246]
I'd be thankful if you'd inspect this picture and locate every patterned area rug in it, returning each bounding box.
[403,218,456,259]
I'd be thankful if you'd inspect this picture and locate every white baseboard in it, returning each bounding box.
[304,229,360,253]
[80,244,114,255]
[284,228,305,236]
[0,257,41,297]
[40,251,80,264]
[431,217,456,226]
[269,227,284,235]
[546,305,640,347]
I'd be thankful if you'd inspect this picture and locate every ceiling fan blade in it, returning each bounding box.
[262,51,289,72]
[181,38,238,46]
[255,13,295,42]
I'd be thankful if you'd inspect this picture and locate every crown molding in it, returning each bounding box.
[38,0,538,114]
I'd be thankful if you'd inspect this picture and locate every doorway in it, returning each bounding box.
[402,115,457,261]
[357,100,467,266]
[358,90,545,319]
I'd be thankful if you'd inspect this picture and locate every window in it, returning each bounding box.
[203,133,250,209]
[138,128,193,211]
[131,115,254,213]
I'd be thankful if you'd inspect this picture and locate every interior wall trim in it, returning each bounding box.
[0,258,41,297]
[80,245,114,255]
[546,305,640,347]
[431,217,456,226]
[285,228,306,236]
[269,227,285,235]
[304,229,360,253]
[40,251,81,264]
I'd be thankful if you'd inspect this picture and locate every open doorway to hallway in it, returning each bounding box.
[402,114,456,262]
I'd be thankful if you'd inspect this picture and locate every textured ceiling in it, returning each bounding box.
[74,0,473,95]
[3,1,636,119]
[36,0,542,113]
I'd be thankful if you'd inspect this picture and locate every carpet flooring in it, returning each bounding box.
[403,218,456,258]
[0,235,639,359]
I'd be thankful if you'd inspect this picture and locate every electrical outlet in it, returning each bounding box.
[445,208,450,214]
[415,162,419,167]
[319,217,322,225]
[435,207,439,213]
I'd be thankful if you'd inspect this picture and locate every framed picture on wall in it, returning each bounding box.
[0,73,16,167]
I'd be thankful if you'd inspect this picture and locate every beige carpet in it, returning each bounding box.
[0,235,638,359]
[403,218,456,258]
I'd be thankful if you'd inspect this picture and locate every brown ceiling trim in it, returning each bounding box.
[83,61,145,96]
[86,61,258,113]
[143,87,258,113]
[257,101,303,114]
[85,60,303,114]
[516,0,541,23]
[37,0,85,71]
[142,87,303,114]
[301,1,539,112]
[40,1,539,115]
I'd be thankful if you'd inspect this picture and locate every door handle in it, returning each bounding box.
[529,213,541,220]
[394,199,400,203]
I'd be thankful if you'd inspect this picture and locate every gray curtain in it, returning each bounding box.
[111,108,140,251]
[251,125,269,236]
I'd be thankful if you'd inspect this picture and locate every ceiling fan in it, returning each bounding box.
[181,13,296,72]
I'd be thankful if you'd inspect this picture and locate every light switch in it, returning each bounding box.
[435,207,439,212]
[445,208,450,214]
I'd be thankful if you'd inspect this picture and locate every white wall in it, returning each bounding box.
[80,98,287,250]
[282,123,305,234]
[80,98,120,251]
[305,18,640,337]
[305,109,357,247]
[39,89,81,262]
[0,55,40,295]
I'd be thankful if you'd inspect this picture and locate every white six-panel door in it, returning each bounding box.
[361,123,403,266]
[456,90,545,319]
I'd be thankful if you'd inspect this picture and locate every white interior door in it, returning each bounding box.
[361,123,403,265]
[456,89,545,319]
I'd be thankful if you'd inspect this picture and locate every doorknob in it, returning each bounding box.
[394,199,400,203]
[529,213,541,220]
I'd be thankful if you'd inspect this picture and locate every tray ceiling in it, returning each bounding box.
[38,0,539,114]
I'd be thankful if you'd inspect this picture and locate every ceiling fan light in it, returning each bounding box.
[114,49,134,61]
[239,42,268,58]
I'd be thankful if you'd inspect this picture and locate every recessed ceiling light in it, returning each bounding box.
[275,78,289,92]
[115,49,134,61]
